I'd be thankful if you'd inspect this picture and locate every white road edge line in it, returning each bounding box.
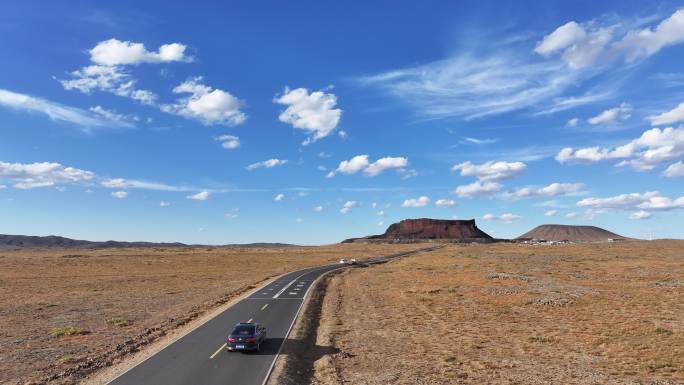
[260,265,339,385]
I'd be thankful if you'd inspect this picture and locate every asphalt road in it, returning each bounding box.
[108,247,436,385]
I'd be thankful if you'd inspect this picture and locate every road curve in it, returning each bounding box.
[107,247,437,385]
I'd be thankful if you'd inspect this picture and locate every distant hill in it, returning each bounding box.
[344,218,495,243]
[517,224,628,242]
[0,234,298,249]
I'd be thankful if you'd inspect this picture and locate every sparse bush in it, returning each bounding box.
[529,295,573,306]
[52,327,88,337]
[528,335,555,343]
[57,355,78,364]
[655,327,673,335]
[106,317,131,327]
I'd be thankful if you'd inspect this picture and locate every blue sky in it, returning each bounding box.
[2,1,684,244]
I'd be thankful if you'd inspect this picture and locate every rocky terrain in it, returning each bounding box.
[344,218,494,243]
[517,224,627,242]
[302,241,684,385]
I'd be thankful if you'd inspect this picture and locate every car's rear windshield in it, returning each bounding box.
[232,325,255,335]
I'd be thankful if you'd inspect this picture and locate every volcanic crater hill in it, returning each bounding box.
[517,224,628,242]
[343,218,495,243]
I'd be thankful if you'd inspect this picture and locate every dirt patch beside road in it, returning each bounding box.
[309,241,684,384]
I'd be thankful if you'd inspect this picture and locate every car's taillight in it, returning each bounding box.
[246,337,257,343]
[228,337,237,342]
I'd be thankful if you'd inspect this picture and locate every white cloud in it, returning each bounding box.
[482,213,521,223]
[566,117,579,127]
[100,178,191,192]
[545,210,558,217]
[566,212,579,219]
[89,105,139,124]
[454,181,503,198]
[556,127,684,170]
[333,155,368,175]
[274,193,285,201]
[89,38,191,66]
[664,161,684,177]
[160,201,170,207]
[512,182,584,198]
[60,64,157,105]
[328,155,409,177]
[187,191,210,201]
[452,161,527,181]
[577,191,684,212]
[274,87,342,144]
[0,88,128,129]
[629,210,652,220]
[460,137,498,145]
[111,191,128,199]
[435,199,456,208]
[401,196,430,208]
[377,221,384,227]
[612,9,684,62]
[225,208,239,219]
[399,169,419,179]
[246,159,288,171]
[534,21,588,57]
[162,77,246,126]
[649,101,684,126]
[0,161,95,189]
[216,134,240,149]
[377,210,385,216]
[340,200,359,214]
[313,205,323,212]
[364,157,408,176]
[537,9,684,68]
[587,103,632,125]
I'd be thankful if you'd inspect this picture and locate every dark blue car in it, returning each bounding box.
[226,322,266,352]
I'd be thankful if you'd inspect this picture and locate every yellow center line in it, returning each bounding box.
[261,303,269,311]
[209,343,227,359]
[247,318,253,323]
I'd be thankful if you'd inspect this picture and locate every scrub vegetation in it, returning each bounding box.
[310,241,684,384]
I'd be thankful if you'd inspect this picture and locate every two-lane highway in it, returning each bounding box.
[108,247,436,385]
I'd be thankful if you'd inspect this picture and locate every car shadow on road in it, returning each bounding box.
[246,337,339,359]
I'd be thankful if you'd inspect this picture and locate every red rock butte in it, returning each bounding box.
[343,218,494,243]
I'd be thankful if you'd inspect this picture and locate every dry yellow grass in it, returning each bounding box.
[0,243,419,385]
[314,241,684,385]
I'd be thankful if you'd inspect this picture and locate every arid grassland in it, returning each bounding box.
[311,241,684,385]
[0,243,420,385]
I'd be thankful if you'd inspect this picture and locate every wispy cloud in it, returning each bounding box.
[0,88,129,130]
[359,8,684,121]
[246,158,288,171]
[358,53,585,120]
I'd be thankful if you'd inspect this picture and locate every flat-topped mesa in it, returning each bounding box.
[343,218,495,243]
[380,218,492,239]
